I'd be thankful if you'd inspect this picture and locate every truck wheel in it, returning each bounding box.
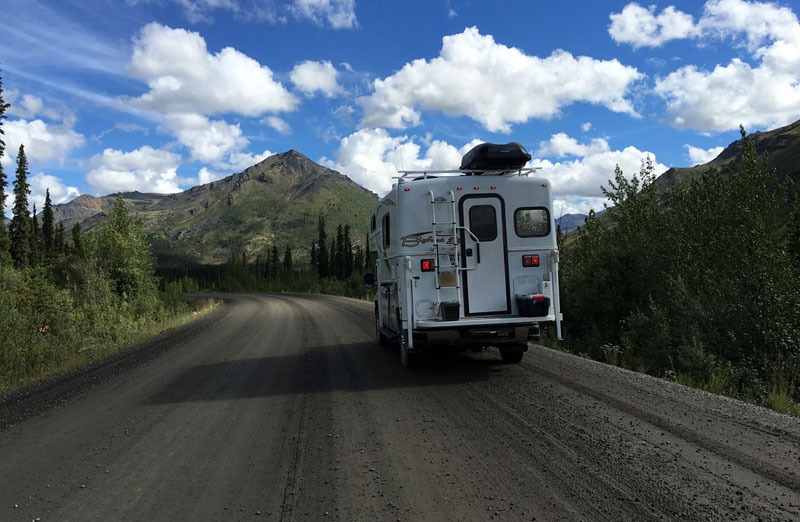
[375,307,389,346]
[499,344,525,364]
[398,328,419,368]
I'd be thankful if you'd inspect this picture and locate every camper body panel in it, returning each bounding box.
[370,172,560,355]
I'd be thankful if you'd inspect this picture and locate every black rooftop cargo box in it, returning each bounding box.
[459,142,531,172]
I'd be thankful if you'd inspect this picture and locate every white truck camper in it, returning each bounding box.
[366,142,563,367]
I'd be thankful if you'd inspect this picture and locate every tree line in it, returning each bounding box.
[556,129,800,414]
[0,71,195,394]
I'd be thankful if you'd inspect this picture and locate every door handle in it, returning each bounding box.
[476,243,480,264]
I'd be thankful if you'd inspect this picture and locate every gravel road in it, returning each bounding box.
[1,293,799,521]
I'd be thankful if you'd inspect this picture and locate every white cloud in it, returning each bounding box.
[321,128,481,194]
[612,0,800,132]
[536,133,610,158]
[86,146,184,195]
[160,112,248,163]
[219,148,274,171]
[28,172,81,210]
[685,144,724,165]
[531,141,667,199]
[290,60,343,97]
[608,3,696,48]
[2,118,85,167]
[358,27,642,133]
[262,116,292,135]
[581,122,592,132]
[291,0,357,29]
[127,22,298,116]
[552,197,610,216]
[195,166,229,185]
[6,90,63,122]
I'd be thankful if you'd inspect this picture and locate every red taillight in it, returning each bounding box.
[522,254,539,267]
[421,259,435,272]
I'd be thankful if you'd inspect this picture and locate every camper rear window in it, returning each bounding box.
[469,205,497,241]
[382,214,390,248]
[514,208,550,237]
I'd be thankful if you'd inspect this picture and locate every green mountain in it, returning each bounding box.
[53,150,378,264]
[654,119,800,193]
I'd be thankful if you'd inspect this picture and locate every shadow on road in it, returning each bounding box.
[146,341,509,404]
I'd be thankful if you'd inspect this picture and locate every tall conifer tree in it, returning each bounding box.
[30,203,39,265]
[9,144,31,267]
[55,222,66,256]
[283,246,292,271]
[42,188,54,257]
[71,222,84,259]
[343,224,353,277]
[317,215,328,278]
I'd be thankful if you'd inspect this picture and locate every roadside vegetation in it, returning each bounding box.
[552,129,800,416]
[0,74,210,394]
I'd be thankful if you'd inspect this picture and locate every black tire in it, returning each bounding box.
[376,307,390,346]
[398,323,419,368]
[499,344,525,364]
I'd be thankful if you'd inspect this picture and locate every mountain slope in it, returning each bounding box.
[654,119,800,193]
[53,150,378,264]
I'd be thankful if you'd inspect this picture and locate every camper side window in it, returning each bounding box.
[382,214,390,248]
[514,208,550,237]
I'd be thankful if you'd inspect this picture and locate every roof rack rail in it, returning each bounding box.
[394,167,540,181]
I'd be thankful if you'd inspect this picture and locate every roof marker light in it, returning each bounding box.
[542,183,547,187]
[404,187,410,191]
[457,187,462,191]
[473,186,479,190]
[490,186,496,190]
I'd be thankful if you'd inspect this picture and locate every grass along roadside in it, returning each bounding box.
[0,298,220,397]
[538,331,800,418]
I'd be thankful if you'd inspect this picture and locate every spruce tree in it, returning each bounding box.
[55,222,65,256]
[30,203,39,266]
[310,240,317,269]
[9,144,31,268]
[0,70,10,257]
[42,188,54,257]
[270,245,279,278]
[329,237,336,279]
[317,215,328,278]
[71,222,84,259]
[335,224,345,280]
[344,224,353,277]
[283,246,292,271]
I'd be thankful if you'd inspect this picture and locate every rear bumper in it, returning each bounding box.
[415,314,553,329]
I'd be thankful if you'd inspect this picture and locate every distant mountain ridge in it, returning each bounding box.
[52,150,378,264]
[654,119,800,193]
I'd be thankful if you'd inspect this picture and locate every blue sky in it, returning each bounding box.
[1,0,799,216]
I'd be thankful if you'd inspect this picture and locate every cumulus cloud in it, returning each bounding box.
[219,149,274,171]
[291,0,357,29]
[290,60,343,97]
[160,112,248,164]
[581,122,592,132]
[531,141,667,200]
[536,133,610,158]
[608,3,697,48]
[358,27,642,133]
[262,116,292,135]
[86,146,184,195]
[685,144,724,165]
[2,118,85,167]
[6,90,65,122]
[321,128,481,194]
[127,23,298,116]
[29,172,81,210]
[611,0,800,132]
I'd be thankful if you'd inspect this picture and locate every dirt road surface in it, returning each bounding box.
[1,294,799,521]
